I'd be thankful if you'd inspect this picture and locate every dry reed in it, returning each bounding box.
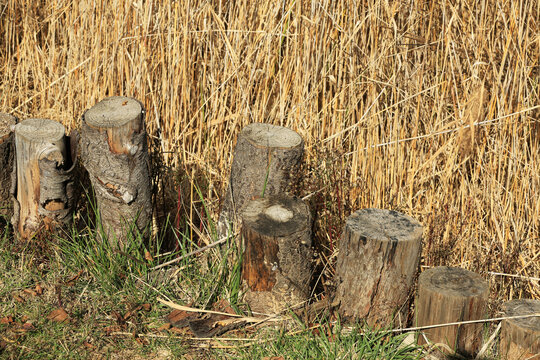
[0,0,538,302]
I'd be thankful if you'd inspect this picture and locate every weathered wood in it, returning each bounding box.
[0,113,17,221]
[332,208,423,327]
[500,299,540,359]
[79,96,152,246]
[241,194,312,314]
[218,123,304,238]
[416,266,489,357]
[12,118,76,240]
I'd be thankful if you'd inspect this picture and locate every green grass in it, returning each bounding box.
[0,202,428,359]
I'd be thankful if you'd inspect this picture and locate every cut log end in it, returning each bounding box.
[345,208,423,244]
[84,96,143,129]
[14,118,65,144]
[416,266,489,357]
[500,299,540,359]
[243,123,303,149]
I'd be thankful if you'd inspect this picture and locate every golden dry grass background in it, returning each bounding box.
[1,0,538,302]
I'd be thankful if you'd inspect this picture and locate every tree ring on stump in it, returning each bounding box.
[84,96,143,129]
[15,119,65,144]
[243,123,302,149]
[419,266,488,297]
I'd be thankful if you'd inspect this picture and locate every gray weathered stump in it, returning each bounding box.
[12,119,77,240]
[0,113,17,221]
[241,194,312,314]
[80,96,152,246]
[500,299,540,359]
[416,266,489,357]
[218,123,304,238]
[332,209,423,327]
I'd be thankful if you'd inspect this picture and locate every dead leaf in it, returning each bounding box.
[165,309,196,328]
[20,315,29,322]
[0,316,14,324]
[65,270,83,286]
[144,251,153,262]
[23,289,37,297]
[111,311,126,325]
[157,323,171,331]
[135,337,148,346]
[47,308,70,323]
[35,283,43,295]
[83,341,95,349]
[14,322,35,333]
[13,295,25,303]
[141,303,151,311]
[262,357,285,360]
[104,325,123,335]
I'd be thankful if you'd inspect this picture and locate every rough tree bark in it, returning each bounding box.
[218,123,304,239]
[0,113,17,221]
[332,208,423,327]
[500,299,539,359]
[79,96,152,246]
[12,118,77,240]
[241,194,312,314]
[416,266,489,357]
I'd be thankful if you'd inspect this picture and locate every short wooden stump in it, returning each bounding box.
[333,208,423,327]
[241,194,312,314]
[416,266,489,357]
[500,299,540,359]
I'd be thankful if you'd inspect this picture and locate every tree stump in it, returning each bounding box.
[332,208,423,327]
[12,118,77,240]
[241,194,312,314]
[79,96,152,246]
[0,113,17,221]
[500,299,540,359]
[416,266,489,357]
[218,123,304,238]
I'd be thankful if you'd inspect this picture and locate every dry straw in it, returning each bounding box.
[0,0,538,301]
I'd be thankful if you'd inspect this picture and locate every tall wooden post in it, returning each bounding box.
[218,123,304,238]
[12,118,77,240]
[0,113,17,222]
[241,194,312,314]
[332,208,423,327]
[416,266,489,357]
[79,96,152,246]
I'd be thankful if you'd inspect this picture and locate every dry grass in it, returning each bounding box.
[1,0,538,304]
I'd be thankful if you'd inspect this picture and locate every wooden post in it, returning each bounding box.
[332,208,423,327]
[416,266,489,357]
[12,118,77,240]
[218,123,304,238]
[79,96,152,246]
[241,194,312,314]
[0,113,17,222]
[500,299,539,359]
